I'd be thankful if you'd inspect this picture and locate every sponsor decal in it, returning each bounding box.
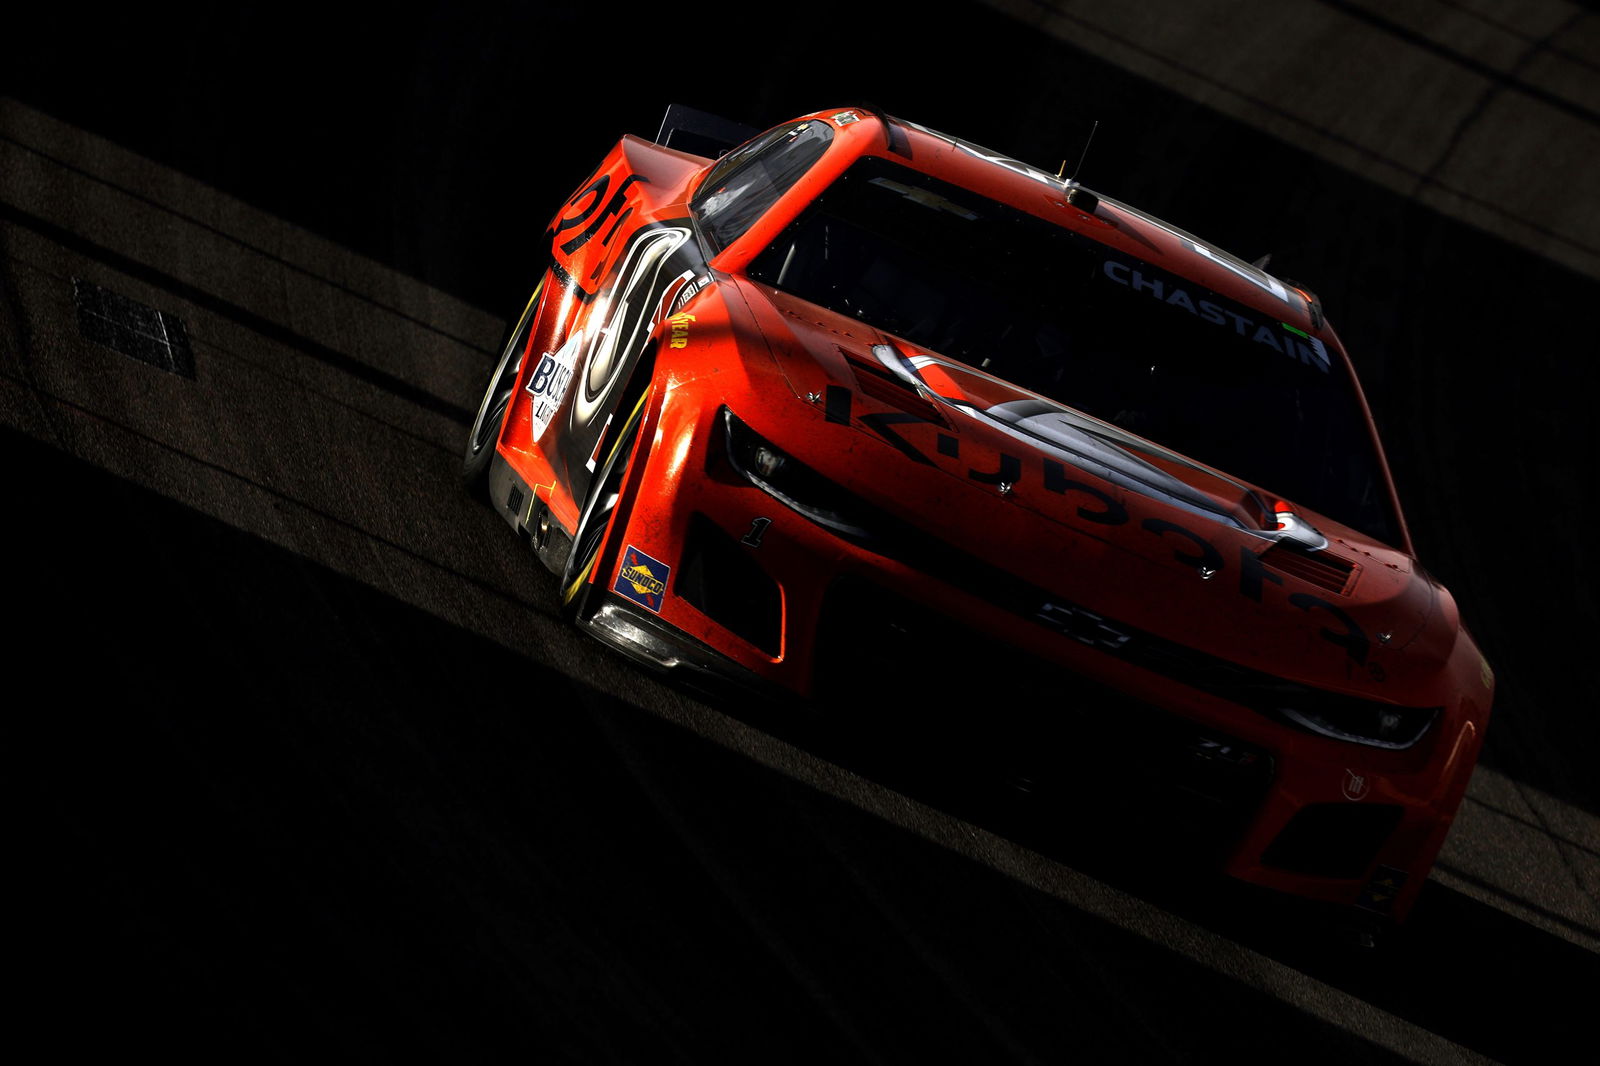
[1342,768,1372,801]
[668,311,695,349]
[821,383,1373,665]
[832,110,861,126]
[742,517,772,548]
[668,272,711,316]
[525,329,582,440]
[1101,259,1329,372]
[553,172,646,257]
[613,545,670,613]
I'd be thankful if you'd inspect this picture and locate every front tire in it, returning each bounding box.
[463,280,544,495]
[559,388,650,622]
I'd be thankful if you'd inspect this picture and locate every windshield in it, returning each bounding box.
[692,120,833,253]
[745,156,1399,544]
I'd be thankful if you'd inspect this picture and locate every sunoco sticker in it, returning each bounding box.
[613,544,670,613]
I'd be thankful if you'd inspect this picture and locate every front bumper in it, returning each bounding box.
[556,387,1483,921]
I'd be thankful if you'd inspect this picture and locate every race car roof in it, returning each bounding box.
[831,109,1323,335]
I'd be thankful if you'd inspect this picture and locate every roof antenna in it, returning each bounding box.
[1059,119,1099,185]
[1057,120,1101,213]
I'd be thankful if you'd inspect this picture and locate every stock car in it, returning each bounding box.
[463,106,1492,925]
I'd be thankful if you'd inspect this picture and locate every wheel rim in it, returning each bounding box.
[469,347,521,457]
[469,380,514,457]
[469,278,545,460]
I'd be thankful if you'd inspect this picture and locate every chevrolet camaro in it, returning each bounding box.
[463,106,1493,925]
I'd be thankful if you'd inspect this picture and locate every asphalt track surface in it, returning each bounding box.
[5,2,1597,1062]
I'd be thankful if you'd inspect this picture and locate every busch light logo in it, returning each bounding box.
[525,329,581,441]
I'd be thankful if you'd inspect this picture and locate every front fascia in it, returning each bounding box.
[588,355,1487,921]
[500,110,1492,924]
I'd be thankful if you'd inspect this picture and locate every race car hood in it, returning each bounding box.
[730,277,1452,703]
[877,343,1273,534]
[745,280,1288,537]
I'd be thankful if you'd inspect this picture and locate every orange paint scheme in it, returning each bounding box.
[468,108,1492,925]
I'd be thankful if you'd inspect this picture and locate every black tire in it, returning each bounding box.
[558,391,649,622]
[462,283,542,495]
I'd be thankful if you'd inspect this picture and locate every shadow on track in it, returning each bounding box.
[12,428,1594,1064]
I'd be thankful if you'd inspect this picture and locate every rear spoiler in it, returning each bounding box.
[655,104,760,159]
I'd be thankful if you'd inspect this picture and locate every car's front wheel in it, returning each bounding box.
[463,280,544,495]
[559,388,651,622]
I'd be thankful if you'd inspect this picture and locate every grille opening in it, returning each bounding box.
[813,578,1275,844]
[1261,803,1402,878]
[676,513,783,656]
[1258,542,1355,594]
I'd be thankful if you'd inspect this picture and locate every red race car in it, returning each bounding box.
[464,106,1492,925]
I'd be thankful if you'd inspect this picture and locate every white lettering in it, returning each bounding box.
[1130,270,1164,298]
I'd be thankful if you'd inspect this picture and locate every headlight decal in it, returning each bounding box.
[721,408,877,539]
